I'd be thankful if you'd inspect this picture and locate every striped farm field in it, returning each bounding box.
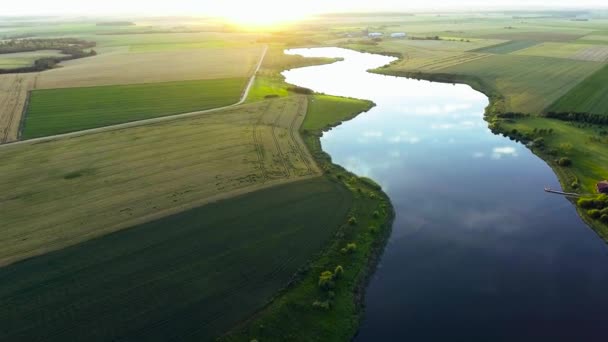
[547,63,608,115]
[440,54,603,114]
[0,96,319,266]
[514,42,608,62]
[0,177,353,342]
[22,77,247,138]
[472,40,539,54]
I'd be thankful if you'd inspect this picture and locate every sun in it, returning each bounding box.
[214,1,311,28]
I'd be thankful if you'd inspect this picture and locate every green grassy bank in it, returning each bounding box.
[221,94,395,341]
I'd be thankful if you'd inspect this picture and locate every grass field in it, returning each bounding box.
[0,73,37,143]
[303,95,374,132]
[513,42,608,62]
[547,63,608,115]
[35,46,263,89]
[0,177,353,342]
[23,77,247,138]
[472,40,539,54]
[0,49,67,68]
[1,96,319,266]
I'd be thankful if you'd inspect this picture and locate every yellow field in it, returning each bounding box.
[0,73,37,143]
[0,96,320,266]
[35,46,264,89]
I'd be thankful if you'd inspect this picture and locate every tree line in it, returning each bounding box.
[0,38,97,74]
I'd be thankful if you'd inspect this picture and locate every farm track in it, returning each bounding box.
[289,98,314,175]
[271,102,291,178]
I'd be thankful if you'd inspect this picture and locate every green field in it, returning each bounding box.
[472,40,539,54]
[22,77,247,138]
[0,177,353,342]
[547,63,608,115]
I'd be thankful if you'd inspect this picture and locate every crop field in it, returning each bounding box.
[0,73,37,143]
[480,31,588,42]
[547,64,608,115]
[92,32,260,50]
[0,49,67,68]
[570,45,608,62]
[23,77,247,138]
[35,46,263,89]
[514,42,608,62]
[0,177,353,342]
[439,54,603,113]
[400,52,492,72]
[578,35,608,44]
[377,38,504,52]
[472,40,539,54]
[0,96,319,266]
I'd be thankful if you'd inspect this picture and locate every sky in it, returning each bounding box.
[4,0,608,17]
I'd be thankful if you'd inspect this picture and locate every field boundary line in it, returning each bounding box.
[2,45,268,149]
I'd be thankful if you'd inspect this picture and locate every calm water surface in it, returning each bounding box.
[283,48,608,341]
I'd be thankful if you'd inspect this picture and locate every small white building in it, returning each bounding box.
[368,32,383,38]
[391,32,407,38]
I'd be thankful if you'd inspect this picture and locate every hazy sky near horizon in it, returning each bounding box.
[5,0,608,16]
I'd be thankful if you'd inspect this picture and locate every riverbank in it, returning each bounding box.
[370,67,608,242]
[220,94,396,341]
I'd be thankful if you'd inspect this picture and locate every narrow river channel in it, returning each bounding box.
[283,47,608,341]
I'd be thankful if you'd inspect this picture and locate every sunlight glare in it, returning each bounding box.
[213,1,312,27]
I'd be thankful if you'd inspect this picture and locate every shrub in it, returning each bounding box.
[588,209,601,219]
[334,265,344,279]
[341,243,357,254]
[571,181,579,189]
[372,210,380,218]
[369,225,379,235]
[601,214,608,224]
[557,157,572,167]
[318,271,335,290]
[578,198,595,209]
[348,216,358,226]
[532,137,545,148]
[312,300,331,310]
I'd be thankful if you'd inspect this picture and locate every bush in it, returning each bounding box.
[557,157,572,167]
[372,210,380,218]
[588,209,601,219]
[578,198,595,209]
[341,243,357,254]
[348,216,358,226]
[312,300,331,310]
[318,271,335,290]
[532,137,545,148]
[571,181,579,189]
[601,214,608,224]
[334,265,344,279]
[368,225,379,235]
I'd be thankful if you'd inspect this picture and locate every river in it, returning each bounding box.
[283,47,608,341]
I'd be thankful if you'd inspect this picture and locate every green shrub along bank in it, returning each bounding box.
[220,94,394,341]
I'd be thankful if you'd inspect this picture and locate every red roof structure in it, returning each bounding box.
[597,181,608,194]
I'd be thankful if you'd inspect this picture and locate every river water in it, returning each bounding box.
[283,47,608,341]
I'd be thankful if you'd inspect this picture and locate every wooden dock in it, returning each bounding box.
[544,187,581,197]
